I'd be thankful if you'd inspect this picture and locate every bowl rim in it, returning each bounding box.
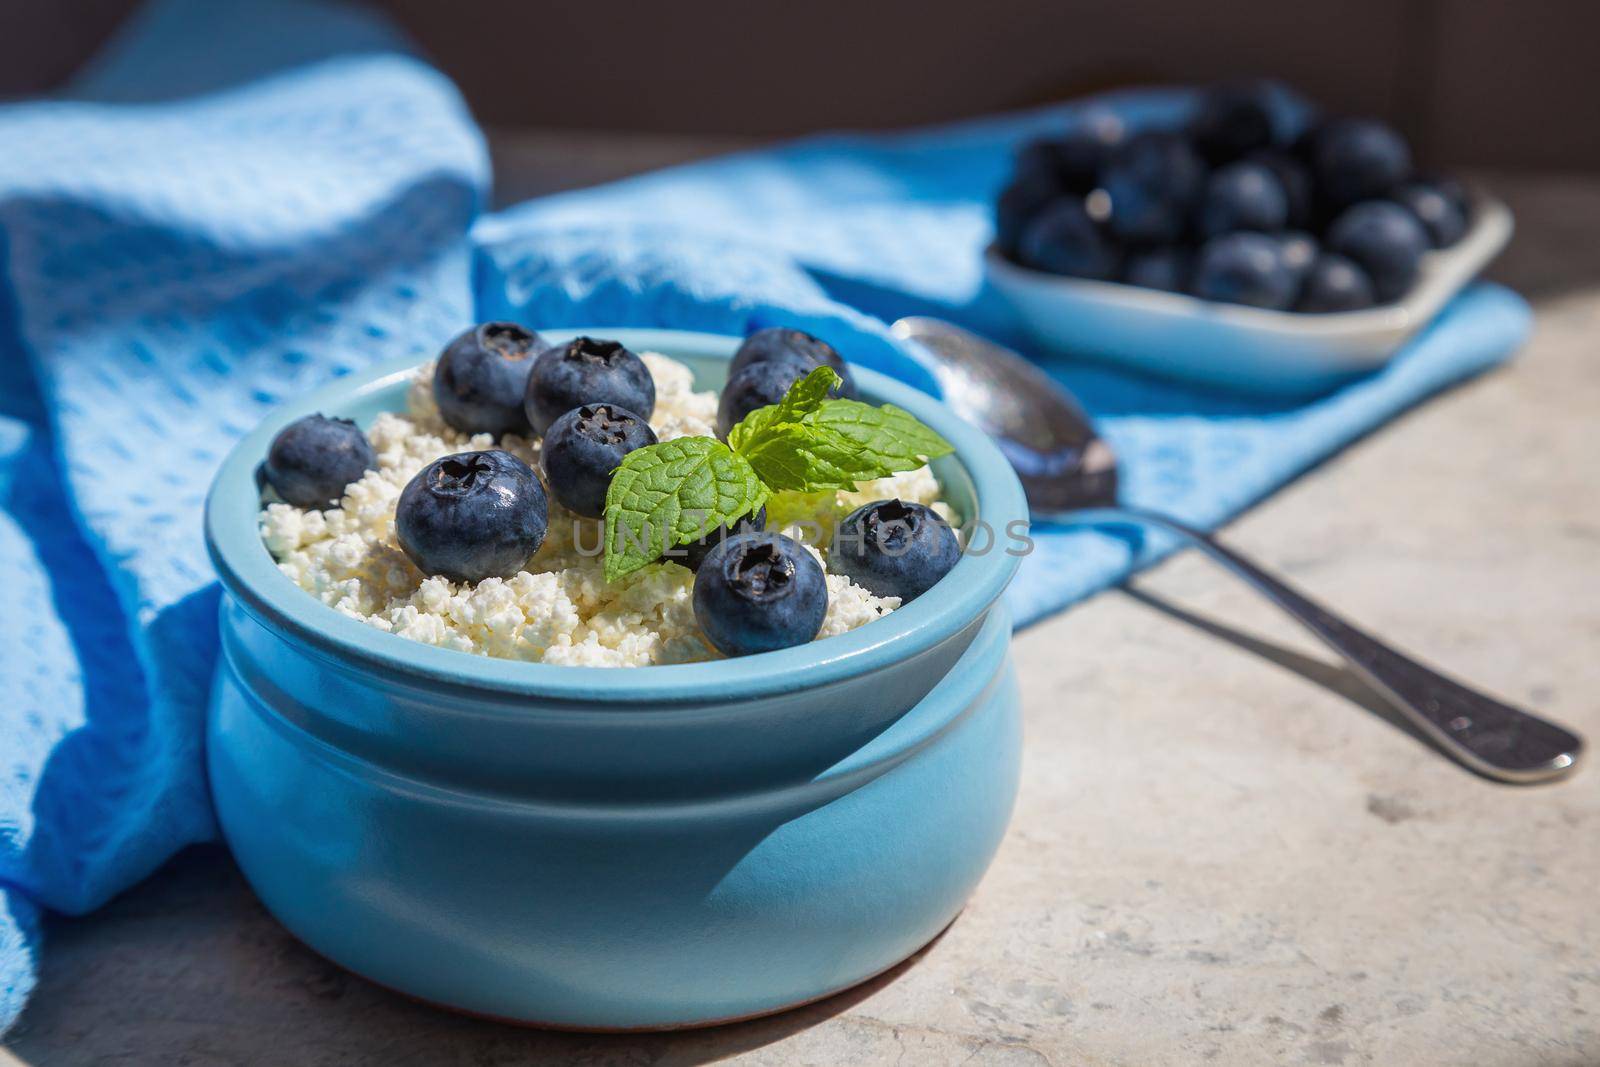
[205,327,1027,704]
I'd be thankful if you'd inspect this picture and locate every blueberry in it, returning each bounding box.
[1123,247,1191,293]
[524,336,655,437]
[1246,149,1314,229]
[1190,83,1276,164]
[1391,182,1468,248]
[1190,232,1298,310]
[433,322,544,436]
[1311,118,1412,207]
[716,353,819,439]
[1013,109,1126,194]
[1326,201,1428,303]
[263,414,376,509]
[1016,198,1120,280]
[693,532,828,657]
[540,404,657,518]
[832,499,960,604]
[1277,230,1319,283]
[1100,132,1206,245]
[396,450,548,582]
[728,327,856,399]
[1196,160,1289,237]
[1415,172,1471,220]
[996,176,1059,258]
[672,506,768,571]
[1296,252,1376,313]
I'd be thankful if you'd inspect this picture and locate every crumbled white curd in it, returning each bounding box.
[260,354,954,667]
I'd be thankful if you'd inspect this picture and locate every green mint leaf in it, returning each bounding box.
[730,367,955,494]
[806,400,955,471]
[737,422,864,492]
[727,366,841,453]
[603,438,767,581]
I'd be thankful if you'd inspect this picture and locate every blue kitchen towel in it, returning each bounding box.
[0,0,1528,1033]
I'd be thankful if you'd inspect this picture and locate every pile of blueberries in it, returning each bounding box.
[995,82,1472,312]
[260,324,960,657]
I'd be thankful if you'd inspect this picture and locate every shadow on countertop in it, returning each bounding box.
[5,843,947,1067]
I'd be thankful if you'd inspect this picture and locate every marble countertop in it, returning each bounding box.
[4,148,1596,1067]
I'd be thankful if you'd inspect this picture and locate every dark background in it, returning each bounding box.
[4,0,1598,171]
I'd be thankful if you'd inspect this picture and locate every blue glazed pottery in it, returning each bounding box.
[204,328,1028,1029]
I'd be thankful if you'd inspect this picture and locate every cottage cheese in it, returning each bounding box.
[260,353,953,667]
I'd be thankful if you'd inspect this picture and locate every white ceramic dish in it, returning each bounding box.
[984,193,1513,395]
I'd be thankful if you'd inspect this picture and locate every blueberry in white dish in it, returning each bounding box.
[1415,173,1471,222]
[1246,149,1314,230]
[995,175,1061,258]
[1190,232,1298,311]
[675,506,767,572]
[1196,160,1289,238]
[396,449,548,582]
[1310,117,1412,207]
[540,404,657,518]
[1190,83,1277,164]
[433,322,544,436]
[1122,247,1191,293]
[1099,131,1206,246]
[1017,198,1120,281]
[1013,108,1126,194]
[263,414,376,509]
[1325,200,1428,303]
[1391,181,1468,249]
[716,354,819,439]
[524,336,656,438]
[991,80,1479,312]
[1276,230,1319,286]
[728,327,857,399]
[693,532,828,657]
[1296,251,1376,313]
[832,499,960,604]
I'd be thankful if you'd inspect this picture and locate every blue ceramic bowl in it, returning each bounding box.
[204,328,1027,1030]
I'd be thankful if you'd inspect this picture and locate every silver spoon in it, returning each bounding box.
[890,316,1583,784]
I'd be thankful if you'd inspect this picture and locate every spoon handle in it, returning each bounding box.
[1051,507,1583,784]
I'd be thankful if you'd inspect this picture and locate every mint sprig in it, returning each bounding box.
[603,437,767,581]
[603,366,954,581]
[732,367,954,492]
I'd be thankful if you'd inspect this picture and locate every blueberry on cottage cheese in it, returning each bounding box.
[433,321,544,436]
[693,532,828,657]
[1296,251,1376,313]
[396,449,547,582]
[540,404,658,518]
[715,354,817,440]
[673,505,767,572]
[1325,200,1428,302]
[1190,232,1298,310]
[1195,160,1289,238]
[524,336,656,437]
[831,499,960,604]
[1310,118,1412,207]
[728,327,857,398]
[263,414,376,509]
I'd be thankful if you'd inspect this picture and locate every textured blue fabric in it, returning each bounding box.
[0,0,1527,1033]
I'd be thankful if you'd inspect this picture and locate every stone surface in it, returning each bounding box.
[4,162,1599,1066]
